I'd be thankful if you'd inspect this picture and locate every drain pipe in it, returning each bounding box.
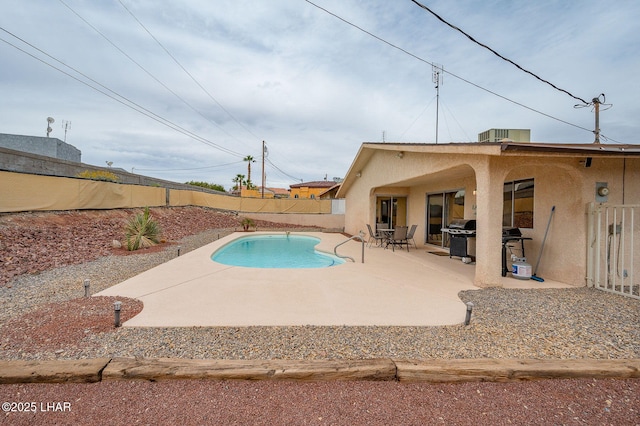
[464,302,474,326]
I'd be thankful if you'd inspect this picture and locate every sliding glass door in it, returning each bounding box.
[426,190,465,247]
[375,196,407,230]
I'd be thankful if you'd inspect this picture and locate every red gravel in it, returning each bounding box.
[1,378,638,425]
[1,297,142,353]
[0,206,291,286]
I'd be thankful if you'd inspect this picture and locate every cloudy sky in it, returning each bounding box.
[1,1,638,189]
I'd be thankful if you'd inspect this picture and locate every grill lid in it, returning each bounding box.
[447,219,477,230]
[502,227,522,238]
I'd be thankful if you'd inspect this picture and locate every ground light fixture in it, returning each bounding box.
[114,301,122,327]
[83,279,90,297]
[464,302,474,325]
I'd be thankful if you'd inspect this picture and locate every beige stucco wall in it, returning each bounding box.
[169,189,332,214]
[342,149,639,288]
[0,171,165,212]
[242,213,345,229]
[0,171,335,217]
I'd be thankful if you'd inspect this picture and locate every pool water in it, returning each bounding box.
[211,234,345,268]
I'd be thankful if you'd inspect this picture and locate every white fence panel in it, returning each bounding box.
[587,203,639,299]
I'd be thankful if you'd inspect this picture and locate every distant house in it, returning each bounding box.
[0,133,81,163]
[239,186,290,198]
[336,141,640,289]
[318,183,341,199]
[268,187,291,199]
[290,180,337,199]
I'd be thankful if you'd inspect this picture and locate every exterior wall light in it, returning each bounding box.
[397,151,404,158]
[356,171,362,178]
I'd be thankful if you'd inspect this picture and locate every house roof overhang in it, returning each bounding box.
[336,141,640,197]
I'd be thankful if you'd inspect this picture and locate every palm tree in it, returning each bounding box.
[232,174,245,191]
[243,155,255,189]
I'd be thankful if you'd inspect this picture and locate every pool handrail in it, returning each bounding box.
[334,232,366,263]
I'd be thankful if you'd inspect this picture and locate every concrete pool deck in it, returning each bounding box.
[97,232,572,327]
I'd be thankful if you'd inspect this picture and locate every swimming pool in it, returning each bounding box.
[211,234,346,268]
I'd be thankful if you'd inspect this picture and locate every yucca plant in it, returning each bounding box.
[125,207,162,251]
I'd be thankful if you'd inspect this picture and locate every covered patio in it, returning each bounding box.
[337,141,640,288]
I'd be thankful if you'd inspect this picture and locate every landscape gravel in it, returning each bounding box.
[1,207,639,425]
[0,206,638,362]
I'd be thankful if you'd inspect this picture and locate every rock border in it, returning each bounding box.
[1,358,639,384]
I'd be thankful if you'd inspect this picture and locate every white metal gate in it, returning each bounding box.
[587,203,639,299]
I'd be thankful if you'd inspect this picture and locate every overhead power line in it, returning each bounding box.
[117,0,261,143]
[135,160,244,172]
[304,0,593,135]
[409,0,590,105]
[58,0,248,148]
[0,27,244,158]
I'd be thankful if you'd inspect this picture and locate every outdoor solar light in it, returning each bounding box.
[464,302,474,326]
[84,279,90,298]
[177,246,182,256]
[114,301,122,328]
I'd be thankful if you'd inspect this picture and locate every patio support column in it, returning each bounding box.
[473,158,506,287]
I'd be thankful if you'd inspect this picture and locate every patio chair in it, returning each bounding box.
[388,225,409,252]
[406,224,418,248]
[366,224,385,247]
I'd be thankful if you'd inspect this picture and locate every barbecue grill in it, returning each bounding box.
[441,219,476,262]
[502,227,532,276]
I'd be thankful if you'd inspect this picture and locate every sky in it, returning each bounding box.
[1,0,639,190]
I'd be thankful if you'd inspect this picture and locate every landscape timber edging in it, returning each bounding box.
[1,358,639,384]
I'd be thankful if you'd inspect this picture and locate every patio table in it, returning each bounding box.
[378,229,394,248]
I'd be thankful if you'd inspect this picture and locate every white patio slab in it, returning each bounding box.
[97,232,571,327]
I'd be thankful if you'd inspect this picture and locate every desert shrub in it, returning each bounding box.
[125,207,162,251]
[240,217,255,231]
[76,170,119,182]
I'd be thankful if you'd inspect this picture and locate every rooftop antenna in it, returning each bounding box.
[432,64,443,144]
[62,120,71,142]
[382,130,386,142]
[46,117,55,137]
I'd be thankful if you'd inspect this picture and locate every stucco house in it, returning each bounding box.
[336,141,640,290]
[290,180,337,199]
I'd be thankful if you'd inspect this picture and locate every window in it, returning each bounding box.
[503,179,534,228]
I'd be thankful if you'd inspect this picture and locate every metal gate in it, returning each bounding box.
[587,203,639,299]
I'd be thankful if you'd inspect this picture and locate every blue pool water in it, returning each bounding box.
[211,234,345,268]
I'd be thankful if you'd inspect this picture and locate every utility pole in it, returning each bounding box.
[432,64,443,144]
[593,96,601,144]
[261,140,266,198]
